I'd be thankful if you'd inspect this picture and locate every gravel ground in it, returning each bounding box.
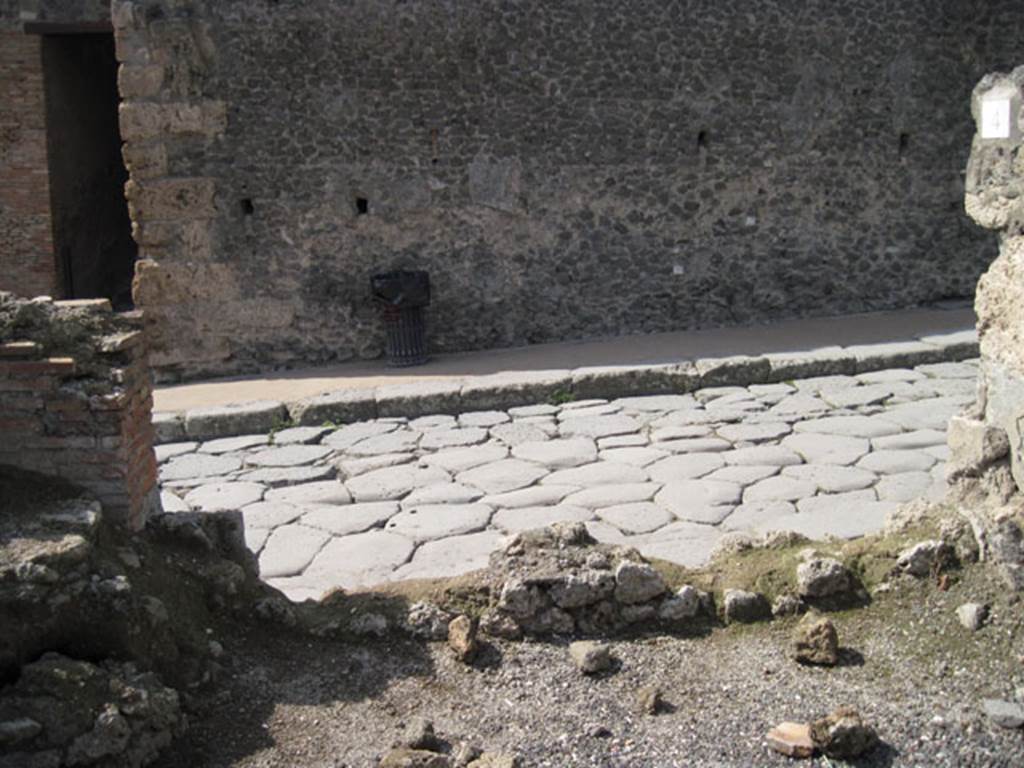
[153,562,1023,768]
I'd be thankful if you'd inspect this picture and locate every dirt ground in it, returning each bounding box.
[153,563,1024,768]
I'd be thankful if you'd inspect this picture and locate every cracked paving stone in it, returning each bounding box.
[781,432,871,466]
[385,503,493,543]
[648,453,725,482]
[480,484,580,508]
[492,505,594,534]
[270,426,332,445]
[875,471,935,502]
[155,442,198,463]
[794,415,902,438]
[420,442,509,472]
[304,531,415,590]
[720,501,797,531]
[419,427,490,450]
[716,422,792,443]
[323,421,398,450]
[743,475,818,503]
[402,483,483,506]
[393,530,506,581]
[258,524,331,579]
[346,464,452,502]
[336,453,415,479]
[597,502,674,535]
[346,431,420,456]
[856,449,937,475]
[653,437,733,454]
[655,480,741,523]
[241,501,307,528]
[246,445,334,467]
[264,480,351,505]
[559,414,642,439]
[457,459,550,494]
[237,465,337,487]
[562,482,661,508]
[703,464,780,485]
[160,453,243,482]
[198,434,270,455]
[458,410,511,427]
[781,464,878,493]
[301,502,399,536]
[820,384,895,409]
[598,447,669,467]
[184,481,266,511]
[544,461,649,486]
[490,422,550,446]
[630,522,725,568]
[721,446,803,467]
[512,438,597,468]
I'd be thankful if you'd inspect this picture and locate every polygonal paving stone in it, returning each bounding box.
[871,429,947,450]
[240,501,307,528]
[920,378,977,398]
[585,520,628,545]
[781,433,871,466]
[655,481,741,524]
[597,502,674,534]
[393,530,506,581]
[420,442,509,473]
[237,465,337,487]
[184,481,266,511]
[336,453,415,478]
[781,464,878,493]
[155,442,198,463]
[857,368,925,384]
[457,459,549,494]
[247,445,333,467]
[419,428,489,450]
[598,447,669,467]
[323,421,398,450]
[555,403,621,420]
[703,465,780,485]
[788,493,898,539]
[559,414,641,439]
[654,437,733,454]
[490,422,551,446]
[481,485,580,509]
[511,417,559,436]
[924,444,951,462]
[160,453,242,482]
[385,503,493,543]
[160,490,190,512]
[768,395,831,417]
[346,464,452,502]
[749,383,796,398]
[198,434,270,455]
[259,524,331,578]
[491,505,594,534]
[562,483,661,509]
[346,431,420,456]
[264,480,351,505]
[793,375,859,394]
[650,410,721,428]
[561,398,610,409]
[916,361,978,379]
[402,482,483,506]
[544,461,649,486]
[244,526,270,555]
[716,422,792,443]
[856,450,936,475]
[458,410,510,428]
[271,426,332,445]
[613,394,697,412]
[301,502,399,536]
[882,398,966,431]
[647,454,725,482]
[629,522,725,568]
[721,446,803,467]
[695,386,748,403]
[651,425,714,442]
[875,472,934,502]
[508,404,559,417]
[794,415,902,438]
[409,415,457,431]
[720,501,797,532]
[598,434,651,448]
[743,475,817,503]
[512,438,597,468]
[304,531,415,589]
[820,384,895,409]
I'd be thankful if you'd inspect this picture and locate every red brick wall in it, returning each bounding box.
[0,32,57,300]
[0,295,159,530]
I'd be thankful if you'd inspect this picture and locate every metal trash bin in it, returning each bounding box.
[371,269,431,367]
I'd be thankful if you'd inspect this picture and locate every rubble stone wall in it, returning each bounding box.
[0,292,159,529]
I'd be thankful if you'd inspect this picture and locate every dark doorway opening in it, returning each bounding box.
[41,33,137,310]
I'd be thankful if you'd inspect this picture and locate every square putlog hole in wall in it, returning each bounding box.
[355,197,369,215]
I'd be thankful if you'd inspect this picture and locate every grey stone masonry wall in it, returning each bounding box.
[950,66,1024,499]
[112,1,1024,381]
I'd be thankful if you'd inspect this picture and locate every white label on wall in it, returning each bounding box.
[982,99,1011,139]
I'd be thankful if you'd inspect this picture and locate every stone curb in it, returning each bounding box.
[152,329,979,444]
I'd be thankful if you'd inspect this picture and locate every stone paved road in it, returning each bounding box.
[157,361,977,601]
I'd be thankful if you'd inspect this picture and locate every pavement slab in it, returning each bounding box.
[648,454,725,482]
[857,450,937,475]
[184,482,266,511]
[393,530,507,581]
[781,433,872,466]
[198,434,270,454]
[246,445,333,467]
[300,502,399,536]
[743,475,818,503]
[385,503,494,543]
[264,480,352,505]
[346,464,452,502]
[559,414,642,439]
[457,459,550,494]
[597,502,675,534]
[781,464,879,493]
[304,531,416,589]
[492,505,594,534]
[237,465,337,487]
[512,438,598,468]
[259,524,331,578]
[160,453,242,482]
[543,461,649,486]
[420,443,509,472]
[562,482,662,509]
[793,415,902,438]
